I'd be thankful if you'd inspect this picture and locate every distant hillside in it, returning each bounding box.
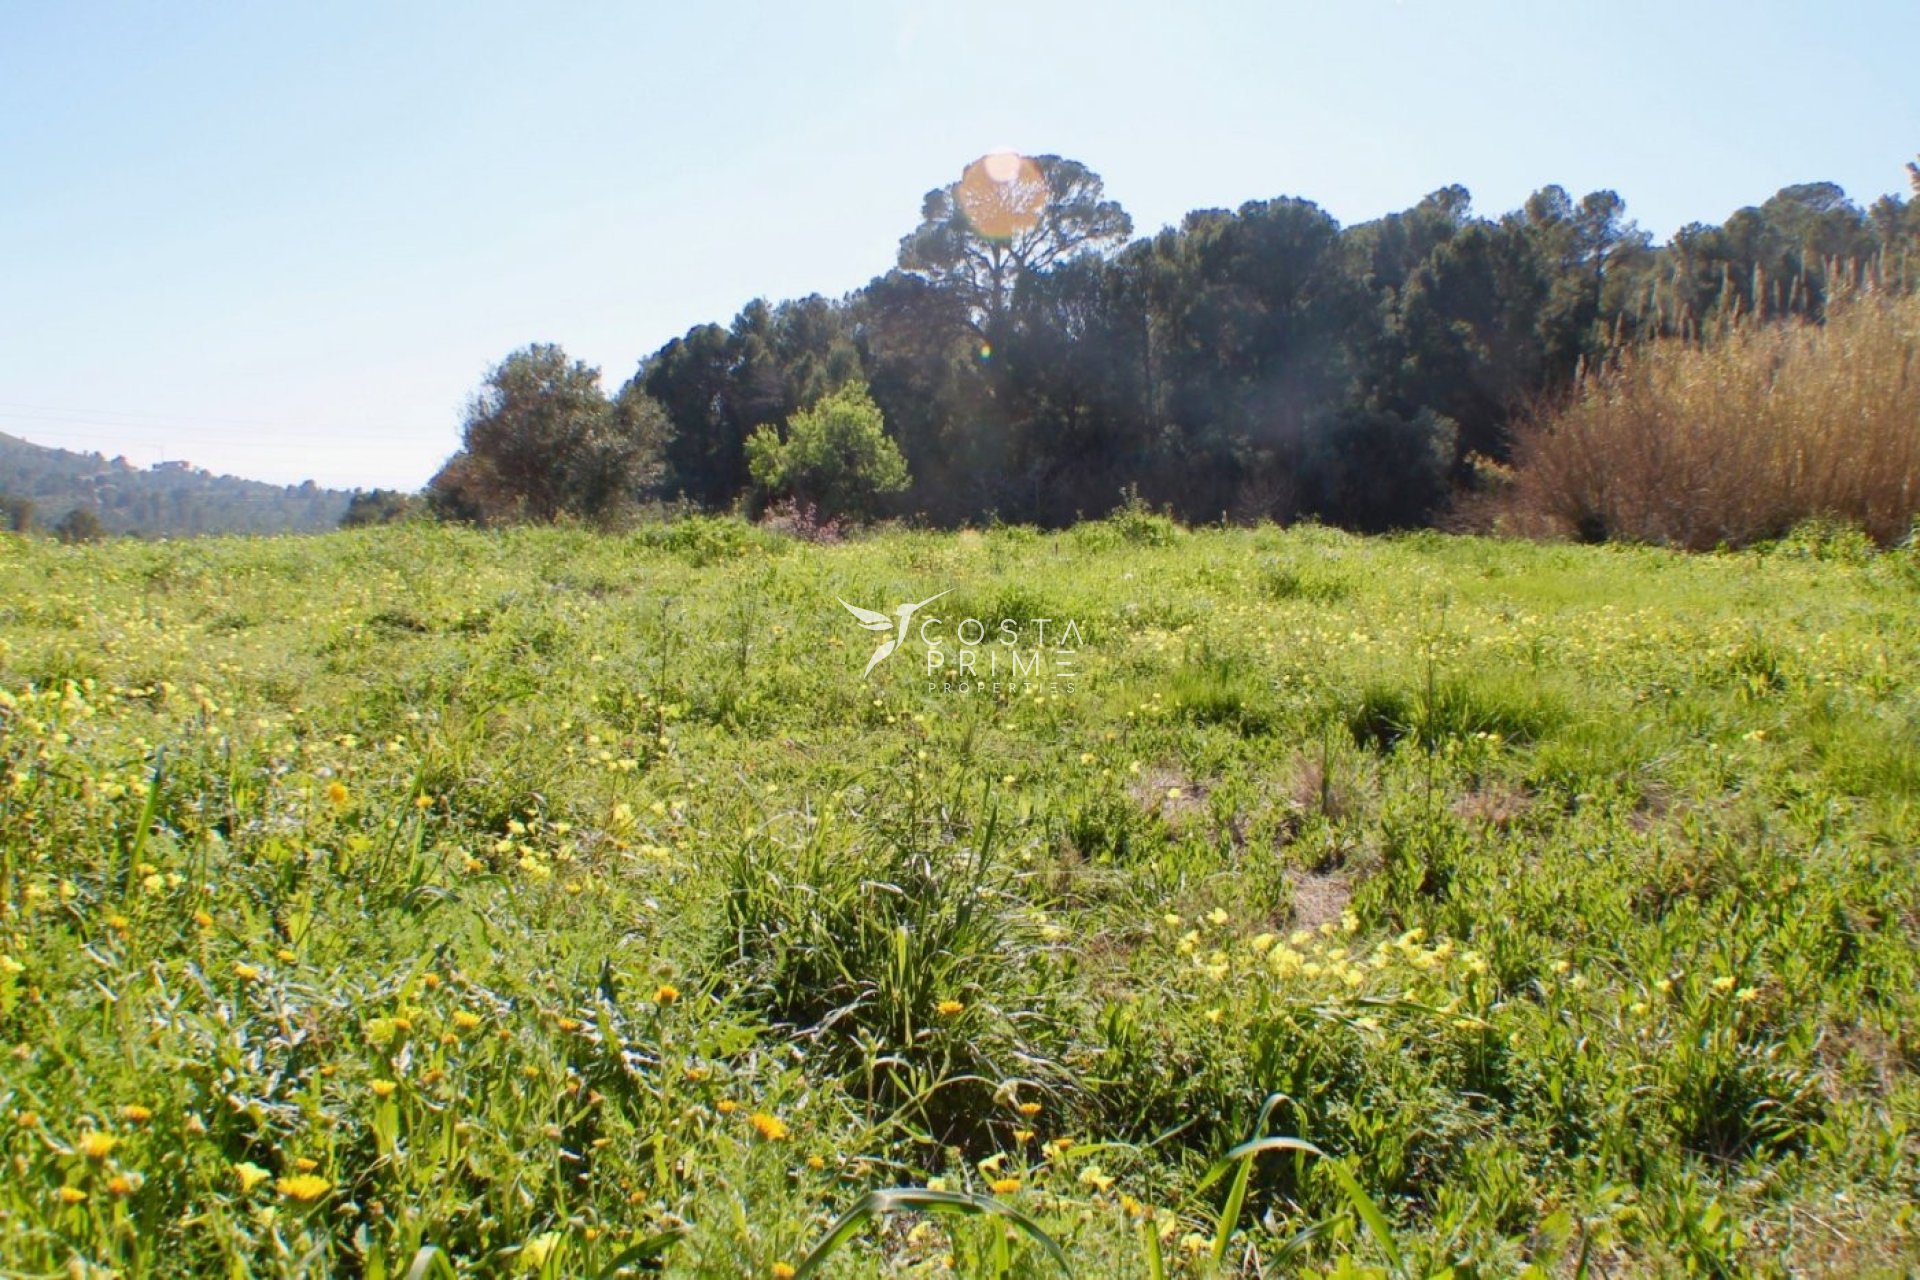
[0,432,353,536]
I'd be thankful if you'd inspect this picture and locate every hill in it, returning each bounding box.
[0,431,352,536]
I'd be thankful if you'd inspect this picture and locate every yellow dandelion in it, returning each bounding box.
[452,1009,484,1031]
[15,1111,39,1129]
[229,1159,268,1205]
[749,1112,790,1141]
[1013,1128,1035,1143]
[935,998,966,1017]
[57,1186,88,1205]
[120,1104,153,1124]
[233,962,262,982]
[293,1156,320,1172]
[716,1100,739,1115]
[1016,1101,1042,1117]
[805,1154,826,1171]
[277,1174,331,1203]
[654,984,680,1005]
[324,781,349,807]
[369,1080,398,1099]
[107,1173,138,1197]
[772,1265,798,1280]
[77,1131,117,1160]
[520,1232,561,1270]
[989,1177,1022,1195]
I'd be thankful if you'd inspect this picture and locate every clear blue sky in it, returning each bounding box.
[2,0,1914,490]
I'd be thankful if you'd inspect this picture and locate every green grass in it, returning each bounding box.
[0,518,1916,1276]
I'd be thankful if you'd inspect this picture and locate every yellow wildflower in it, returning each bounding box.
[452,1009,484,1031]
[78,1131,117,1160]
[749,1112,789,1141]
[324,781,349,807]
[989,1177,1022,1194]
[233,962,262,982]
[57,1186,88,1205]
[654,984,680,1005]
[277,1174,331,1203]
[369,1080,398,1099]
[520,1232,561,1270]
[772,1265,798,1280]
[935,998,965,1016]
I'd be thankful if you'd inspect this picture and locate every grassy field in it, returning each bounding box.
[0,516,1916,1277]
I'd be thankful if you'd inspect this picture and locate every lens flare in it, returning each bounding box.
[957,152,1046,241]
[982,151,1023,183]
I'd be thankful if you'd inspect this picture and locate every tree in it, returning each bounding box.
[54,507,103,543]
[429,344,666,524]
[0,491,32,533]
[898,154,1132,334]
[340,489,418,527]
[745,382,910,521]
[631,297,862,509]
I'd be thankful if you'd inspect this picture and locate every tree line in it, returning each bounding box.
[426,154,1920,533]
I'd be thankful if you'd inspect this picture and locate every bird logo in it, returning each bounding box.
[837,590,950,678]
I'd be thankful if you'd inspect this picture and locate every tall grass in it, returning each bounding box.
[1498,291,1920,549]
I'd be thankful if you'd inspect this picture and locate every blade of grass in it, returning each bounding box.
[589,1227,685,1279]
[1193,1136,1324,1263]
[403,1246,458,1280]
[791,1187,1071,1279]
[1320,1157,1405,1277]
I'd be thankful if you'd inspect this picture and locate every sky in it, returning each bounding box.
[2,1,1915,491]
